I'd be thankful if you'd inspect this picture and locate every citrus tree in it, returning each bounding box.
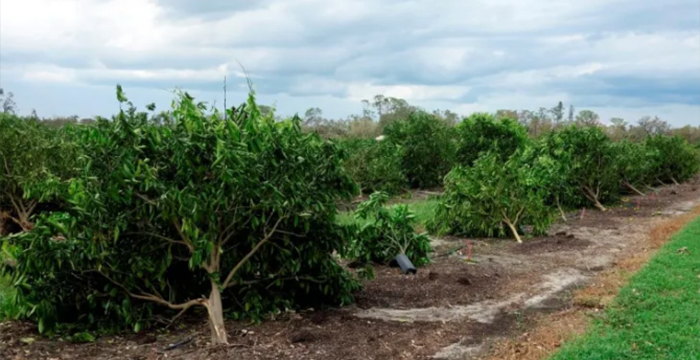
[611,140,655,196]
[428,151,553,243]
[645,135,700,185]
[4,86,361,344]
[537,125,620,211]
[523,148,574,221]
[383,111,456,188]
[339,138,407,195]
[0,114,77,233]
[455,112,530,167]
[342,191,431,266]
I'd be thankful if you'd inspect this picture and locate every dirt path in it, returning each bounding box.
[1,182,699,360]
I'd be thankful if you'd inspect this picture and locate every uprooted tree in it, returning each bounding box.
[3,86,362,344]
[428,151,553,243]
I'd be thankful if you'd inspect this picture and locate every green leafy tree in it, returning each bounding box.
[537,125,620,211]
[645,135,700,185]
[339,138,407,195]
[343,192,431,265]
[383,111,456,189]
[428,152,553,243]
[4,86,362,344]
[611,140,655,196]
[0,114,77,233]
[522,147,574,221]
[455,112,530,167]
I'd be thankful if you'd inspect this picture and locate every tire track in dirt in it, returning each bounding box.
[353,185,700,360]
[480,200,700,360]
[355,268,586,324]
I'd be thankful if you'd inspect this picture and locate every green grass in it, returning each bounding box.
[336,198,440,231]
[550,216,700,360]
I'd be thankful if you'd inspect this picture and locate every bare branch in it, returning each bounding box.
[135,193,158,205]
[221,216,253,247]
[2,157,11,177]
[513,206,526,225]
[26,199,37,216]
[172,220,195,252]
[8,195,22,216]
[165,307,191,329]
[222,216,286,289]
[126,232,193,252]
[276,230,307,238]
[97,270,205,310]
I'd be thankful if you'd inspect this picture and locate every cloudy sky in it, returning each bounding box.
[1,0,699,126]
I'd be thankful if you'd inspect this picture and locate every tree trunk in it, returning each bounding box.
[556,198,567,222]
[624,182,646,197]
[14,212,34,232]
[8,197,36,231]
[206,281,228,345]
[0,211,7,236]
[503,219,522,243]
[582,187,607,212]
[591,199,606,212]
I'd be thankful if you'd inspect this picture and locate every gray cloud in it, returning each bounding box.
[0,0,698,125]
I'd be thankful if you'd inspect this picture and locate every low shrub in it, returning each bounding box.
[343,192,431,266]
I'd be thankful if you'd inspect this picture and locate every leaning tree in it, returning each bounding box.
[536,125,620,211]
[5,86,362,344]
[428,151,553,243]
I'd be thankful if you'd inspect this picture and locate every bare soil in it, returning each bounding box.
[2,182,699,360]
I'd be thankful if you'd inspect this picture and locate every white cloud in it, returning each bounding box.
[346,84,471,102]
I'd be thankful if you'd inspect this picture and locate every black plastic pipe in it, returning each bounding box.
[393,254,417,274]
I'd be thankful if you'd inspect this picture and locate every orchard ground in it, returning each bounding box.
[1,180,699,360]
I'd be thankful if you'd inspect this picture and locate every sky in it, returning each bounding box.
[1,0,699,126]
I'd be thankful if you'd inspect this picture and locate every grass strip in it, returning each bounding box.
[550,215,700,359]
